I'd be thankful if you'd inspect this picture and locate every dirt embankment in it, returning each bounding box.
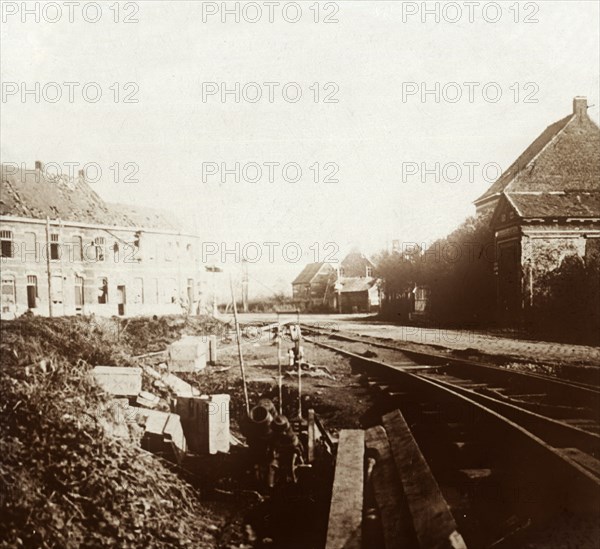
[1,315,376,549]
[0,315,227,549]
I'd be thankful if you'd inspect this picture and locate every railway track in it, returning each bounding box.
[299,324,600,548]
[301,324,600,437]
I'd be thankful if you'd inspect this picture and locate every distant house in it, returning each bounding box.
[291,262,336,311]
[339,250,375,278]
[292,250,381,313]
[475,97,600,320]
[333,276,381,314]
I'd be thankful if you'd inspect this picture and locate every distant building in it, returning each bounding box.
[475,97,600,319]
[333,276,381,314]
[339,249,375,278]
[291,262,336,311]
[0,163,204,318]
[292,250,381,313]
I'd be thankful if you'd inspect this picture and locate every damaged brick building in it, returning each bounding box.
[0,163,204,318]
[474,97,600,325]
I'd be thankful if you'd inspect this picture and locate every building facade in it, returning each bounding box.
[1,163,204,319]
[474,97,600,321]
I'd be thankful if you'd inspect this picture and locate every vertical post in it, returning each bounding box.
[45,217,53,318]
[296,314,302,419]
[230,274,250,416]
[242,259,249,313]
[212,270,217,315]
[277,320,283,415]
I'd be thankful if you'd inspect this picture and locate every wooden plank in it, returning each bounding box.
[307,409,316,463]
[325,430,364,549]
[382,410,467,549]
[365,426,415,549]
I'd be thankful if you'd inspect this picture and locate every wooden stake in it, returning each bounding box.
[230,274,250,416]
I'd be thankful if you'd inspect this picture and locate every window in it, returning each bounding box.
[186,278,194,310]
[74,236,83,262]
[27,275,38,309]
[1,275,16,312]
[50,275,63,305]
[113,242,120,262]
[165,241,174,262]
[150,278,159,304]
[97,277,109,304]
[94,237,105,262]
[366,266,373,277]
[133,277,144,304]
[74,276,84,308]
[164,278,177,304]
[1,230,14,258]
[50,233,60,260]
[24,232,38,262]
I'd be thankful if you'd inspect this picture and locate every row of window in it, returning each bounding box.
[0,274,194,313]
[0,230,195,263]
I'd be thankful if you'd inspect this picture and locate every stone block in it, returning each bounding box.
[92,366,142,397]
[168,337,207,372]
[175,394,230,455]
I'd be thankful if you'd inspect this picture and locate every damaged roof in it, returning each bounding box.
[0,164,181,231]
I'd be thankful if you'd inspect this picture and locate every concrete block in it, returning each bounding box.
[92,366,142,397]
[175,394,230,455]
[168,337,207,372]
[136,390,160,409]
[162,372,199,397]
[137,407,187,462]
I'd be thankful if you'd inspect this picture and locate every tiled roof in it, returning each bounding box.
[0,164,181,231]
[508,192,600,218]
[292,263,329,285]
[339,277,378,293]
[475,114,573,204]
[476,104,599,209]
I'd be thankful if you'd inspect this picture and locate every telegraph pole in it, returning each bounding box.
[230,274,250,415]
[241,259,249,313]
[45,217,53,318]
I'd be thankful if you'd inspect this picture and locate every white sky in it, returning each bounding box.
[1,0,599,295]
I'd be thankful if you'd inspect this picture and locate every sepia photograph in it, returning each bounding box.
[1,1,599,548]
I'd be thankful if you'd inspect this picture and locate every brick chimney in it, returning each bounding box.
[573,96,588,117]
[78,168,85,180]
[35,160,43,171]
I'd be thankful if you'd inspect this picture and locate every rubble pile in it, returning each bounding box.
[121,315,228,355]
[0,357,221,549]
